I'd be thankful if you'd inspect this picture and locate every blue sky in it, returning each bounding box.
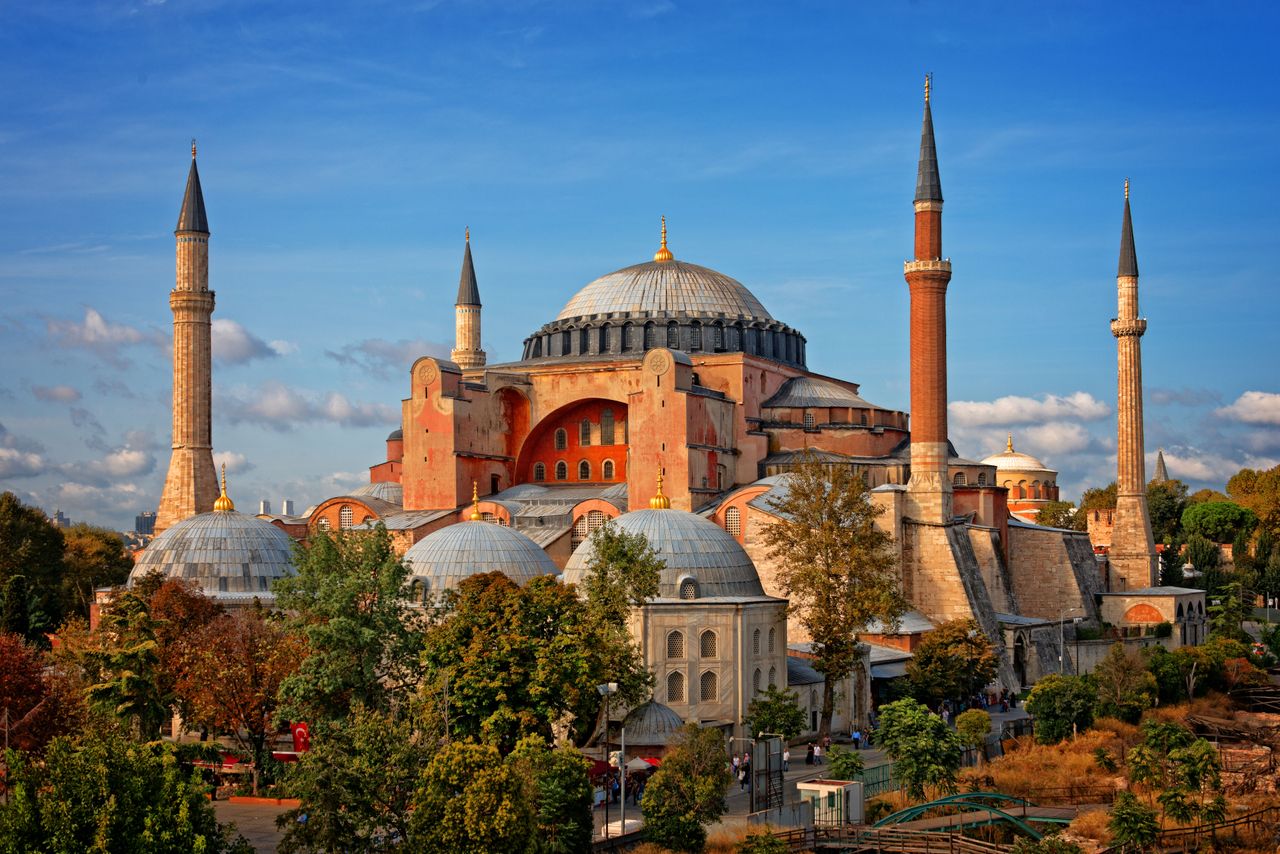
[2,1,1278,530]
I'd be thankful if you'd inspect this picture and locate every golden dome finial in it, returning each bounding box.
[465,225,470,242]
[191,138,197,160]
[468,481,483,521]
[1006,433,1014,453]
[649,470,671,510]
[654,216,673,263]
[924,73,931,104]
[213,462,235,512]
[1124,177,1129,200]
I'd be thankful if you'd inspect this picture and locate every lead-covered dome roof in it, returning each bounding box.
[980,435,1054,474]
[130,511,295,601]
[562,508,766,599]
[403,521,558,594]
[623,700,686,747]
[557,260,774,323]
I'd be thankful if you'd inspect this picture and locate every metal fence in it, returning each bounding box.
[855,762,901,798]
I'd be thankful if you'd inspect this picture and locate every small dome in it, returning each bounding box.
[350,481,404,505]
[130,511,295,601]
[623,700,686,747]
[403,521,558,594]
[387,428,403,441]
[556,260,774,322]
[980,435,1053,473]
[563,509,765,598]
[763,376,873,410]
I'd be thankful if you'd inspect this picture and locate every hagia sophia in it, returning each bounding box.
[130,81,1205,744]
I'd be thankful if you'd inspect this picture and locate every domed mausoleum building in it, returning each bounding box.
[980,434,1060,523]
[130,470,295,604]
[564,478,789,743]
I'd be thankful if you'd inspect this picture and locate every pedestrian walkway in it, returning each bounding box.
[213,801,291,853]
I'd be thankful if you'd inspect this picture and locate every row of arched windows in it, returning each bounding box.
[751,667,779,694]
[525,320,805,366]
[1001,479,1056,499]
[552,409,620,453]
[666,670,718,703]
[666,629,719,659]
[952,472,989,487]
[532,460,617,482]
[751,626,777,656]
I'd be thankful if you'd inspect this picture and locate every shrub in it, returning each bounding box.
[1025,675,1098,743]
[1107,791,1159,849]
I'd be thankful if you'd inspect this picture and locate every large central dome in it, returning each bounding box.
[556,259,774,322]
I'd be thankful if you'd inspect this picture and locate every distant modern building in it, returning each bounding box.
[51,509,71,528]
[135,511,157,535]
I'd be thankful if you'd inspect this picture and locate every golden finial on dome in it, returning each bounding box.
[653,216,673,263]
[649,471,671,510]
[924,73,931,104]
[465,225,470,242]
[1006,433,1014,453]
[468,481,483,521]
[213,462,235,512]
[1124,177,1129,200]
[191,138,197,160]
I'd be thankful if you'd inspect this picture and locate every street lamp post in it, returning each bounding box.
[597,682,619,839]
[1059,607,1081,674]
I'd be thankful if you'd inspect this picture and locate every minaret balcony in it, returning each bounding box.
[1110,318,1147,338]
[903,259,952,274]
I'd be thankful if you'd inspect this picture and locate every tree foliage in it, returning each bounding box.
[1107,791,1159,851]
[906,619,998,707]
[1181,501,1257,544]
[1227,464,1280,538]
[875,698,962,800]
[409,740,537,852]
[1207,579,1250,643]
[955,708,992,750]
[422,572,650,752]
[578,519,662,628]
[59,523,133,620]
[1079,482,1118,513]
[274,526,424,729]
[80,589,170,739]
[509,736,595,854]
[641,723,733,853]
[1035,501,1077,531]
[743,684,805,741]
[1184,534,1220,577]
[1092,643,1157,723]
[1146,479,1188,544]
[1024,674,1097,743]
[761,456,904,738]
[0,492,65,642]
[0,632,83,754]
[0,726,250,854]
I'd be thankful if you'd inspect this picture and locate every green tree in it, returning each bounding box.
[875,698,963,800]
[761,456,905,738]
[278,704,436,853]
[1231,529,1255,575]
[906,619,998,708]
[1142,646,1186,705]
[409,740,536,853]
[81,589,170,739]
[641,723,733,853]
[738,831,792,854]
[274,525,424,729]
[1035,501,1077,530]
[0,492,65,642]
[826,744,865,782]
[1262,542,1280,609]
[423,572,650,752]
[1184,534,1220,580]
[1159,540,1186,587]
[577,519,663,627]
[1079,482,1118,512]
[0,726,250,854]
[59,523,133,619]
[1107,791,1159,851]
[1010,836,1084,854]
[1207,579,1250,642]
[509,736,594,854]
[1092,643,1157,723]
[1147,479,1188,544]
[1024,674,1097,743]
[1227,464,1280,538]
[955,708,992,753]
[743,684,806,740]
[1181,501,1257,544]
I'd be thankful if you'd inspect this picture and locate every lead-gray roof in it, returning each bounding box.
[130,510,294,600]
[623,701,686,746]
[762,376,874,410]
[402,520,558,593]
[556,259,773,322]
[1118,193,1138,278]
[915,97,943,204]
[456,240,480,306]
[350,482,404,506]
[176,157,209,233]
[562,508,765,599]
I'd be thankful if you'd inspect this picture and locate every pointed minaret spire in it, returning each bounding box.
[1118,178,1138,278]
[451,229,486,370]
[915,75,943,204]
[176,139,209,234]
[1154,449,1169,483]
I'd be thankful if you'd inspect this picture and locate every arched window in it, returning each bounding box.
[1031,480,1041,499]
[713,323,724,350]
[803,412,815,430]
[621,322,634,352]
[690,322,702,350]
[768,627,776,654]
[752,628,761,656]
[554,428,567,450]
[318,517,331,530]
[599,324,611,352]
[533,338,542,357]
[578,460,590,481]
[533,463,546,482]
[977,472,987,486]
[339,505,353,529]
[644,322,658,350]
[555,461,568,481]
[580,327,591,354]
[668,671,686,703]
[700,630,718,658]
[753,668,762,694]
[571,514,588,550]
[666,322,679,349]
[1017,480,1027,499]
[700,671,717,702]
[667,630,685,658]
[561,329,572,355]
[726,506,742,538]
[679,578,698,600]
[580,419,591,446]
[768,666,777,688]
[603,460,615,480]
[953,472,967,486]
[600,409,615,445]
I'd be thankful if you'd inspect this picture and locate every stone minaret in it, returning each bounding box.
[450,228,485,370]
[1108,180,1159,588]
[904,76,953,523]
[156,143,218,535]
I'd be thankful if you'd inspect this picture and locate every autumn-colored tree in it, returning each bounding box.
[906,619,998,708]
[59,523,133,619]
[174,607,305,793]
[138,575,225,714]
[761,457,904,738]
[1227,464,1280,538]
[0,632,83,755]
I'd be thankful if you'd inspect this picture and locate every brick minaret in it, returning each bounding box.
[903,76,953,523]
[156,142,218,535]
[450,228,485,370]
[1108,180,1158,588]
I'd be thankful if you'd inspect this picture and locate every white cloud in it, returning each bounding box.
[1217,391,1280,426]
[1018,422,1093,458]
[32,384,82,402]
[949,392,1110,427]
[46,307,161,366]
[213,450,255,475]
[0,423,47,478]
[219,381,399,431]
[212,319,292,365]
[1156,448,1280,484]
[325,337,449,378]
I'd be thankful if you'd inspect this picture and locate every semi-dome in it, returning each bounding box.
[350,481,404,505]
[130,510,295,601]
[623,700,686,747]
[557,260,774,323]
[403,520,558,594]
[563,507,766,599]
[980,434,1053,473]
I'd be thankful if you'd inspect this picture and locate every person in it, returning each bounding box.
[740,756,751,791]
[805,743,815,765]
[782,747,790,772]
[731,753,740,778]
[813,742,823,765]
[852,728,862,750]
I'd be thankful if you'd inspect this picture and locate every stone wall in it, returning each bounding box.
[967,526,1015,614]
[1006,523,1102,622]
